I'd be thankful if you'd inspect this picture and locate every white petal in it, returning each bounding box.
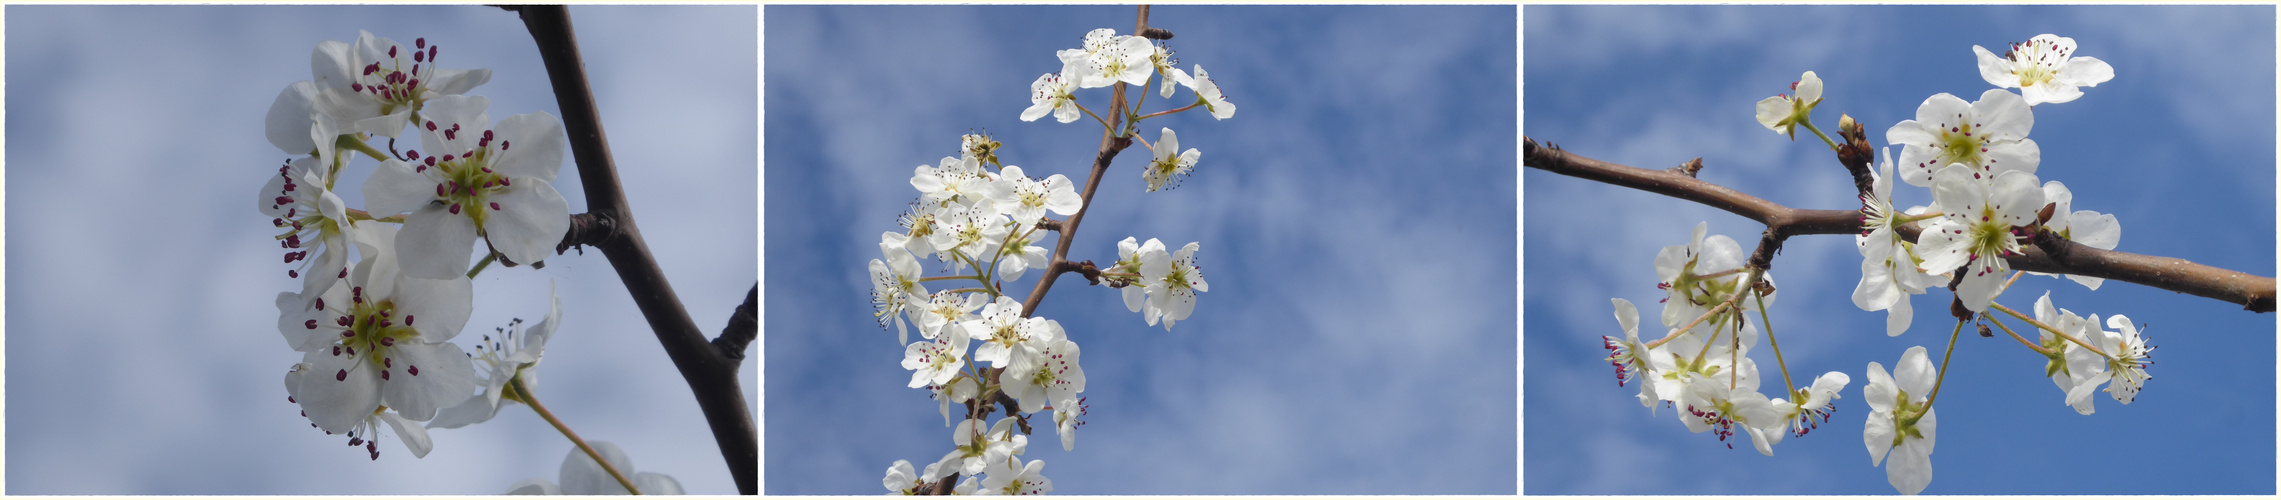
[379,341,477,421]
[377,411,434,458]
[363,159,439,217]
[492,112,566,183]
[2059,57,2114,87]
[1971,89,2034,142]
[398,204,480,280]
[1895,346,1937,398]
[425,393,503,429]
[297,349,383,434]
[393,273,474,343]
[266,81,322,155]
[429,68,494,96]
[1971,45,2013,89]
[1885,434,1934,495]
[635,472,685,495]
[481,180,572,267]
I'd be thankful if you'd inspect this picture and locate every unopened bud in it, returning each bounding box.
[1838,114,1860,136]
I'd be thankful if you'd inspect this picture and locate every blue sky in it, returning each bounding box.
[4,5,756,494]
[764,5,1515,494]
[1525,5,2275,495]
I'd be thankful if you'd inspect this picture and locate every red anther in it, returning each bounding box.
[428,46,438,61]
[408,365,419,376]
[406,150,419,159]
[405,315,414,326]
[480,166,491,173]
[338,268,348,279]
[315,298,325,310]
[384,357,392,368]
[437,184,447,197]
[499,177,511,187]
[305,319,319,329]
[444,129,456,140]
[425,121,440,132]
[414,51,425,63]
[501,141,510,151]
[332,346,341,356]
[289,270,300,278]
[287,208,299,218]
[289,396,296,403]
[407,78,418,89]
[275,196,296,206]
[449,203,461,215]
[352,286,362,300]
[416,165,426,173]
[483,180,494,189]
[442,154,454,162]
[335,369,348,381]
[381,370,390,381]
[347,346,356,355]
[416,38,426,49]
[388,46,397,58]
[425,156,437,167]
[490,202,501,211]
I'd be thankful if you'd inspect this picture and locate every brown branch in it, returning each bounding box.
[1523,135,2277,313]
[1019,5,1152,318]
[509,6,756,494]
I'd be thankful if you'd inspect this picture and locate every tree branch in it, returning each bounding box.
[509,5,757,493]
[1019,6,1152,318]
[1523,135,2277,313]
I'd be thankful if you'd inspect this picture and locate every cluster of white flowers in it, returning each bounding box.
[1614,34,2146,495]
[262,33,680,493]
[877,25,1230,494]
[1602,223,1850,458]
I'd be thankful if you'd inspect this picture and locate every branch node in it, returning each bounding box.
[712,285,758,363]
[1074,260,1103,285]
[1668,157,1703,178]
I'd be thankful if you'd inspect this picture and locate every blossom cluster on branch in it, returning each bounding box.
[1588,34,2173,495]
[261,29,677,493]
[872,18,1229,495]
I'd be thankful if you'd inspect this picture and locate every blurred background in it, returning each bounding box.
[765,5,1516,494]
[1525,5,2274,495]
[5,5,756,494]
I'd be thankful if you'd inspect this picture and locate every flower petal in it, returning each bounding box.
[492,112,566,183]
[481,180,573,267]
[379,341,477,421]
[398,204,480,280]
[363,159,438,217]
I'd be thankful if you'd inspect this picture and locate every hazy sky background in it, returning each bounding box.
[765,5,1516,494]
[1525,5,2275,495]
[5,5,756,494]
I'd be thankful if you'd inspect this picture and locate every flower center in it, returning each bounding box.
[353,38,446,116]
[330,289,423,383]
[1938,122,1987,167]
[412,121,514,230]
[1891,389,1927,446]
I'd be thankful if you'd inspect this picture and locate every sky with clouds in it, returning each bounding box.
[1525,5,2274,495]
[764,5,1515,495]
[4,5,755,494]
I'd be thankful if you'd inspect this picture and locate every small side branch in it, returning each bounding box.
[714,285,758,363]
[1523,135,2277,313]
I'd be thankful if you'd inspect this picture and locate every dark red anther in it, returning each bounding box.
[335,369,348,381]
[437,184,447,197]
[406,150,419,159]
[405,315,414,326]
[406,78,418,89]
[305,319,318,329]
[288,396,296,403]
[501,141,510,151]
[289,270,300,278]
[498,177,511,187]
[387,46,397,58]
[416,165,426,173]
[425,156,437,167]
[384,357,392,368]
[272,217,285,227]
[275,196,295,206]
[338,268,348,279]
[408,365,419,376]
[416,38,426,49]
[380,337,394,347]
[442,154,454,162]
[444,129,456,141]
[381,370,390,381]
[449,203,461,215]
[332,345,341,356]
[347,346,356,355]
[490,202,501,211]
[315,298,325,310]
[414,51,425,63]
[425,121,437,132]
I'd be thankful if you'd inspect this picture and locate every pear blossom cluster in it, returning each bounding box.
[875,24,1231,494]
[1602,223,1851,457]
[260,31,666,485]
[1601,34,2150,495]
